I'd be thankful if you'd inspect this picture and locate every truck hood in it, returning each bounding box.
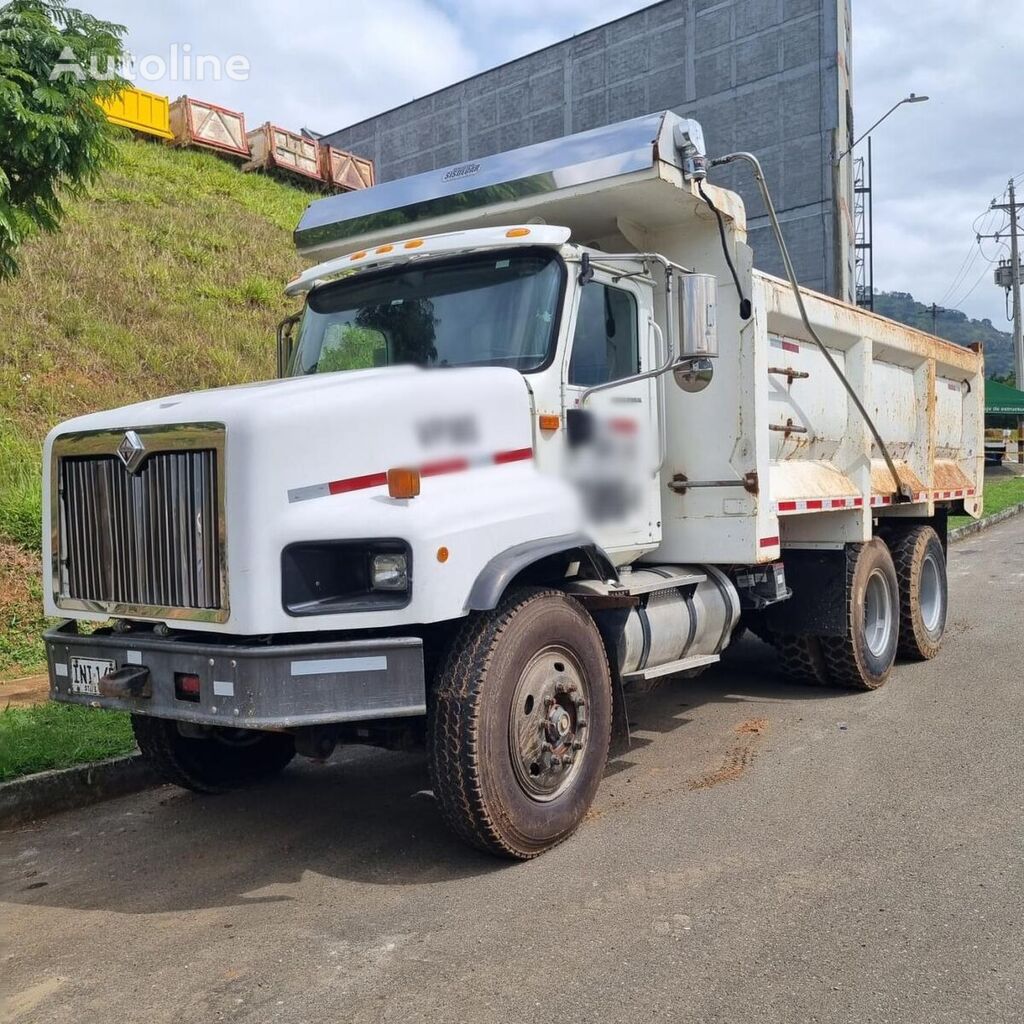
[45,365,536,492]
[42,365,588,634]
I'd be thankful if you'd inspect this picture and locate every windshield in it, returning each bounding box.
[291,248,565,375]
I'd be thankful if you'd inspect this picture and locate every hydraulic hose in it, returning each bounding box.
[708,152,909,502]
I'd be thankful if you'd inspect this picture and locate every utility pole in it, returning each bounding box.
[982,180,1024,461]
[927,302,946,335]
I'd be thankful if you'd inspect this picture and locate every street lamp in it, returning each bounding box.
[834,93,929,163]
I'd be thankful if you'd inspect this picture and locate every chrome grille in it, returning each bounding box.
[59,449,222,612]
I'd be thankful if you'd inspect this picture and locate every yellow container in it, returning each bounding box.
[98,87,173,140]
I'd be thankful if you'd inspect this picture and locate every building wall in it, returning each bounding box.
[322,0,853,299]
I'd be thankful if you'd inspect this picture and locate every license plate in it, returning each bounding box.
[70,657,116,696]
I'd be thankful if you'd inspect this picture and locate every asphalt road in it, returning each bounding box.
[3,518,1023,1024]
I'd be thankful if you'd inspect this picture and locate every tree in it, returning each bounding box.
[0,0,126,278]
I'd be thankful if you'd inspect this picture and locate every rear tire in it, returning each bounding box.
[132,716,295,794]
[820,540,900,690]
[772,633,829,685]
[890,526,947,660]
[429,588,612,860]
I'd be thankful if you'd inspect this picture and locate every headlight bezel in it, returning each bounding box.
[281,539,412,616]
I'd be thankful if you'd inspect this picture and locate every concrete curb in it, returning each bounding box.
[0,752,157,829]
[949,501,1024,543]
[2,500,1021,829]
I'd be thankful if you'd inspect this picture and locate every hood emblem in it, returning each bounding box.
[116,430,146,473]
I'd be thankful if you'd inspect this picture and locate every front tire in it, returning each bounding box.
[820,540,900,690]
[429,588,612,860]
[132,716,296,794]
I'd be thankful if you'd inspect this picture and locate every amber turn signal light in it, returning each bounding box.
[538,414,560,431]
[387,467,421,499]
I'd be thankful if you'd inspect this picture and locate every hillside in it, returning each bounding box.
[872,291,1014,379]
[0,138,313,672]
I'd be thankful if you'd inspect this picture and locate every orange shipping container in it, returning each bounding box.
[169,96,249,159]
[243,123,323,183]
[318,145,375,192]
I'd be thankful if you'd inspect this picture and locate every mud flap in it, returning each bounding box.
[587,606,632,757]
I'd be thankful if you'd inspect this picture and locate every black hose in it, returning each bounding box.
[697,179,752,320]
[709,151,910,502]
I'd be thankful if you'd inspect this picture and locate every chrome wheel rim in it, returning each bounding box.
[509,645,589,802]
[864,568,894,658]
[919,551,943,634]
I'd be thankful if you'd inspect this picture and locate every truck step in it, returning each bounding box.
[623,652,720,683]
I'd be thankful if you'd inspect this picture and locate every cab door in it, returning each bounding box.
[561,269,662,558]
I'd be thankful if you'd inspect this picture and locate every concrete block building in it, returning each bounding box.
[321,0,853,300]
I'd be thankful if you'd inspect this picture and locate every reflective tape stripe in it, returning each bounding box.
[288,447,534,503]
[291,656,388,675]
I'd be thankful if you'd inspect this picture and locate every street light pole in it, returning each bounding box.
[834,93,929,164]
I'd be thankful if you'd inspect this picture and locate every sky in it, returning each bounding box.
[85,0,1024,327]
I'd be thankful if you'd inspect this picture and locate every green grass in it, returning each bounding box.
[0,137,314,675]
[950,475,1024,530]
[0,703,135,781]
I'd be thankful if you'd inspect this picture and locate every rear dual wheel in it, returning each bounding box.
[820,539,901,690]
[890,525,947,661]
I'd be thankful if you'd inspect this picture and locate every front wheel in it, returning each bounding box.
[429,588,612,859]
[132,715,296,793]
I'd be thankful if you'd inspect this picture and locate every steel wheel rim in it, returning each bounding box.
[508,644,589,802]
[863,568,894,658]
[919,551,943,634]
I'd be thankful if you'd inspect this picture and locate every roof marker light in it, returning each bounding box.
[404,238,424,249]
[350,250,367,260]
[506,227,531,238]
[375,244,393,254]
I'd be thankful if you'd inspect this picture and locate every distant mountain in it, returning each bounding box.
[870,291,1014,379]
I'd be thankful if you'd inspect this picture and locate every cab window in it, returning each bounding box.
[568,283,639,386]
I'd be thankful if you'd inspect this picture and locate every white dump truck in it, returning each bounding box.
[43,111,983,858]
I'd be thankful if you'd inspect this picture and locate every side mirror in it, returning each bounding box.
[276,312,302,378]
[672,356,714,393]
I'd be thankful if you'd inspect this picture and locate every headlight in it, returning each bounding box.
[282,540,411,616]
[371,553,408,591]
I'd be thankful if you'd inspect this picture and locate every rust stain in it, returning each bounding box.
[735,717,768,736]
[688,719,768,790]
[870,460,925,497]
[761,276,983,373]
[932,459,973,492]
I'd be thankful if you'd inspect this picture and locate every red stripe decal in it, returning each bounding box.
[777,500,798,512]
[328,471,388,494]
[854,496,863,506]
[421,457,469,477]
[494,447,533,465]
[609,417,638,435]
[781,340,800,353]
[759,536,780,548]
[805,499,823,510]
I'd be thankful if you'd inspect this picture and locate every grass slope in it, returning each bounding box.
[0,138,311,673]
